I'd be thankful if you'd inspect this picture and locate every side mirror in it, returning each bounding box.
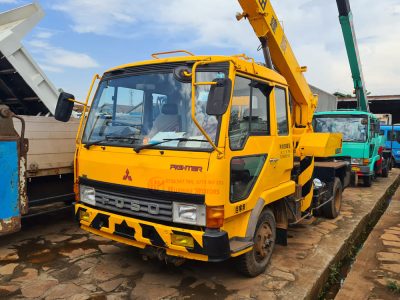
[206,78,232,116]
[55,92,75,122]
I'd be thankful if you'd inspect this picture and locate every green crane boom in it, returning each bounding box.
[336,0,369,112]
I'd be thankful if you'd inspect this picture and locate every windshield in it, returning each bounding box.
[82,70,226,150]
[313,116,368,142]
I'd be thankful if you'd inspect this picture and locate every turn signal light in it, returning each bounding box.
[171,233,194,248]
[79,211,90,222]
[363,159,370,165]
[206,205,224,228]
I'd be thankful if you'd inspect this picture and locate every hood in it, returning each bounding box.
[77,145,215,196]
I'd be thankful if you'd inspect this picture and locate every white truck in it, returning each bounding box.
[0,3,78,235]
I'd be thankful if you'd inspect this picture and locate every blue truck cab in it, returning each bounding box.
[313,110,389,187]
[380,125,400,166]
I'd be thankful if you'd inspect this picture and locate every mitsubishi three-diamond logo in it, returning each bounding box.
[259,0,267,10]
[123,168,132,181]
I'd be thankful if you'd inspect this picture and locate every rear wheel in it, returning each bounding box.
[236,208,276,277]
[389,157,394,171]
[363,175,372,187]
[382,163,389,178]
[322,178,342,219]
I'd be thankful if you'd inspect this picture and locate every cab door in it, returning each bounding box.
[269,86,293,186]
[225,75,293,214]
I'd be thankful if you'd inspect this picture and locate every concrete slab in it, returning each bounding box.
[0,170,399,299]
[336,178,400,300]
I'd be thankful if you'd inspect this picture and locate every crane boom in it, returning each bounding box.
[336,0,369,112]
[237,0,318,131]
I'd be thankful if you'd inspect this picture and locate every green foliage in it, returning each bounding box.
[387,280,400,294]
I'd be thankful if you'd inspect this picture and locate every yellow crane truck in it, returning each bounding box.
[55,0,350,276]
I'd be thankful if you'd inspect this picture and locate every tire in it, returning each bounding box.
[235,208,276,277]
[382,164,389,178]
[363,175,372,187]
[322,178,342,219]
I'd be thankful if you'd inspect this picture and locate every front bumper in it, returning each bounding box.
[75,203,231,262]
[351,165,372,177]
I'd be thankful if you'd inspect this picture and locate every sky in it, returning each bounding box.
[1,0,400,100]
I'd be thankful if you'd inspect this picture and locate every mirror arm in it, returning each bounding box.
[191,61,222,156]
[190,58,235,157]
[194,82,218,86]
[68,98,86,106]
[76,74,101,145]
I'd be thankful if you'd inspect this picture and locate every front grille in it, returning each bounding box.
[94,189,173,222]
[80,178,205,223]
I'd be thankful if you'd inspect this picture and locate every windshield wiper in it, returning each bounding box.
[84,136,140,149]
[84,139,107,149]
[134,138,207,153]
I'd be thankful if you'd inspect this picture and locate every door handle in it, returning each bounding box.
[269,158,280,163]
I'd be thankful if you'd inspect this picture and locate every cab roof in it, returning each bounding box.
[106,55,288,87]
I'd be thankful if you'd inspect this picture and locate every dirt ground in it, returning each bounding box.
[0,170,399,300]
[336,185,400,300]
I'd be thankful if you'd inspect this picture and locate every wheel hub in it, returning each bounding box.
[254,222,273,261]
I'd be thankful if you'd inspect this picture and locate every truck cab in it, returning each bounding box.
[313,110,388,186]
[380,125,400,167]
[69,56,295,262]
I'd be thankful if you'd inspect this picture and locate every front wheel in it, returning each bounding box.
[363,175,372,187]
[322,178,342,219]
[382,164,389,178]
[235,208,276,277]
[389,157,394,171]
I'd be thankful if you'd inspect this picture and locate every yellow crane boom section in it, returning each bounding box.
[237,0,317,131]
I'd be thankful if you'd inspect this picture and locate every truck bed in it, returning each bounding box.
[13,116,79,178]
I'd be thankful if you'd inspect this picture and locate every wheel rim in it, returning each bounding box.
[254,221,274,262]
[334,188,341,212]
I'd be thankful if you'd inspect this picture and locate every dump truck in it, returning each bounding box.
[313,0,391,187]
[55,0,350,276]
[0,3,78,235]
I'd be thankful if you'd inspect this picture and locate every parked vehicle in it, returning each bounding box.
[313,0,390,187]
[381,125,400,167]
[0,3,78,235]
[55,0,350,277]
[314,111,391,186]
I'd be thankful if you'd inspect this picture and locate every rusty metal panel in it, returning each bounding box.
[0,140,21,235]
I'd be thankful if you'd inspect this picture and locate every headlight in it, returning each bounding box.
[80,185,96,206]
[397,151,400,155]
[173,203,206,226]
[351,158,363,165]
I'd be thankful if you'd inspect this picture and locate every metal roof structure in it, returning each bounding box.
[337,95,400,124]
[0,3,59,116]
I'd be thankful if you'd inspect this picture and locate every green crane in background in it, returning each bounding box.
[336,0,369,112]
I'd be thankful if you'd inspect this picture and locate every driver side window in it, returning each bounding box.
[229,76,270,150]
